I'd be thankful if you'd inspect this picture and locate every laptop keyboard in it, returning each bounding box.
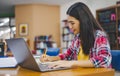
[39,62,70,72]
[35,57,69,71]
[39,63,54,71]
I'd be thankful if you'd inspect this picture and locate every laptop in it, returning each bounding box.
[5,38,68,72]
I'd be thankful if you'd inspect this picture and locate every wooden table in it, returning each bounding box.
[0,67,114,76]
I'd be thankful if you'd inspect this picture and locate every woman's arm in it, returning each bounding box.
[90,32,111,68]
[48,60,94,69]
[40,55,61,62]
[72,60,94,67]
[59,37,80,60]
[40,35,80,62]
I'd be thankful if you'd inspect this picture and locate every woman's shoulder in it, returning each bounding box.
[95,30,107,37]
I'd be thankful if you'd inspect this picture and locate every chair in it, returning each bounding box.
[111,50,120,71]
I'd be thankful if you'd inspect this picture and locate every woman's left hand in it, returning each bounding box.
[48,60,75,69]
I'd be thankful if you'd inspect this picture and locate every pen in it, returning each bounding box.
[43,48,47,57]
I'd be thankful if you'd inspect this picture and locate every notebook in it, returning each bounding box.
[5,38,68,72]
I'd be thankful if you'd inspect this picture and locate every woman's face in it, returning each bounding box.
[67,15,80,35]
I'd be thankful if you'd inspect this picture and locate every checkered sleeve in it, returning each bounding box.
[59,35,80,60]
[59,40,75,60]
[90,35,112,68]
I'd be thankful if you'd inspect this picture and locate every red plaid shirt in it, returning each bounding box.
[59,30,111,68]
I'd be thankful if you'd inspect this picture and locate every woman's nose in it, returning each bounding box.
[68,24,72,29]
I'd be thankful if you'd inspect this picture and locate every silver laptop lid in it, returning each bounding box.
[6,38,40,71]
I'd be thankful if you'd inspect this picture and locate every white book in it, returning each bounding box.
[0,57,17,68]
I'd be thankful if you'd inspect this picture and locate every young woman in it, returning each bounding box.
[40,2,111,69]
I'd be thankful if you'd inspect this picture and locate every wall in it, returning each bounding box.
[60,0,118,20]
[15,4,60,50]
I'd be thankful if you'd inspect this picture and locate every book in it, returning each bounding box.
[0,57,17,68]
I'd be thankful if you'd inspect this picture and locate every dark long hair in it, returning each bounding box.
[67,2,103,55]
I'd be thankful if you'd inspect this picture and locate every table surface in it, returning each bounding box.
[0,67,114,76]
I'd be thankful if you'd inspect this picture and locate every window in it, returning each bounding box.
[0,17,16,39]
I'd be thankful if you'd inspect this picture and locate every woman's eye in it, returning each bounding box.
[68,22,75,26]
[71,23,75,25]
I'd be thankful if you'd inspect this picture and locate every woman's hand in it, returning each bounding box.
[48,60,75,69]
[40,54,60,62]
[40,54,52,62]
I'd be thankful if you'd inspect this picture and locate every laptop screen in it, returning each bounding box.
[6,38,40,71]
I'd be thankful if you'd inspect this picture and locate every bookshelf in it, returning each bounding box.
[34,35,57,55]
[96,4,120,50]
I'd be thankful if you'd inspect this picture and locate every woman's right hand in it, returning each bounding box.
[40,54,60,62]
[40,54,51,62]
